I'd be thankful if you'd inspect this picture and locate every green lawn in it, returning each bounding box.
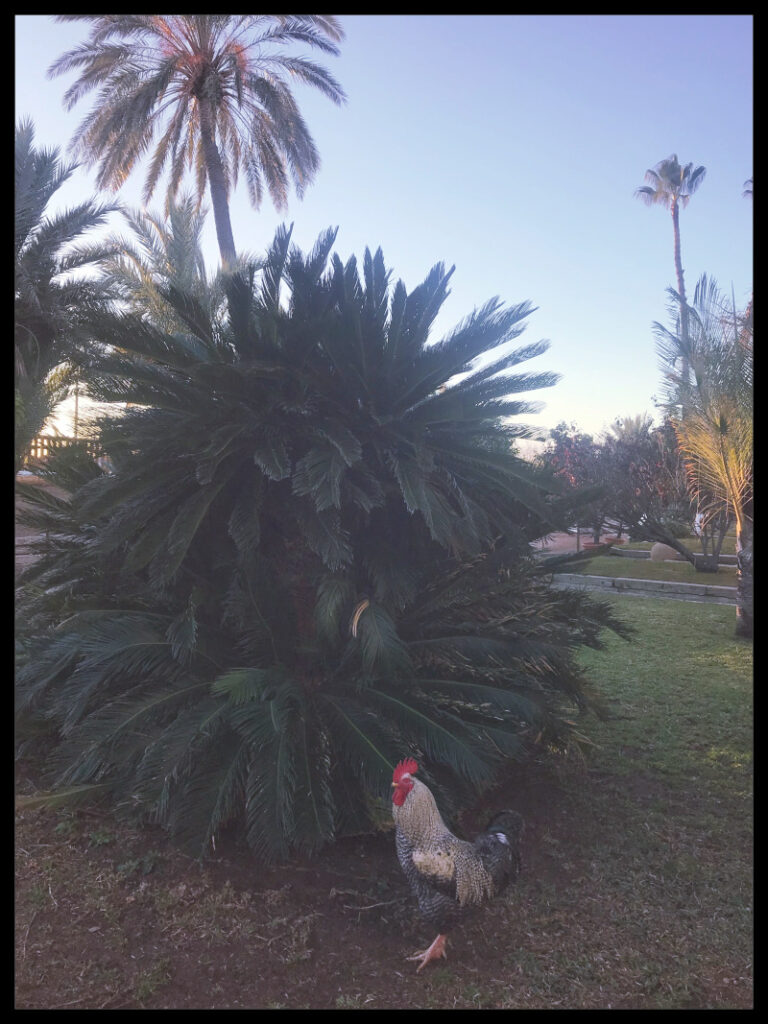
[568,554,737,585]
[563,596,753,1007]
[626,534,737,556]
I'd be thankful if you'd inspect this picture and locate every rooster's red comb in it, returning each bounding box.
[393,758,419,783]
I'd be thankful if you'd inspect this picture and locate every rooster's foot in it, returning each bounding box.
[406,933,448,972]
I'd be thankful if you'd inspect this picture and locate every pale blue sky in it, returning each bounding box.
[15,14,753,443]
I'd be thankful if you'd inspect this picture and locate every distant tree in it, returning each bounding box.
[48,15,346,270]
[606,412,655,442]
[544,422,596,490]
[539,423,613,542]
[601,418,697,558]
[635,154,706,376]
[540,417,696,556]
[15,118,117,471]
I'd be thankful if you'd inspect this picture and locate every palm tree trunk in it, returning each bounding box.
[671,202,690,385]
[735,519,753,639]
[198,98,237,272]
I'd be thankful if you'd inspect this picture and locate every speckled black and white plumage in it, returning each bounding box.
[393,776,523,937]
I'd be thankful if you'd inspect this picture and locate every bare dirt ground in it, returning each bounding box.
[15,750,751,1010]
[14,765,558,1010]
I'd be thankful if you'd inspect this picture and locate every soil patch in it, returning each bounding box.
[15,764,562,1010]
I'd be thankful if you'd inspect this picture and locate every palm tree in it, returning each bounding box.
[635,154,706,376]
[47,15,346,270]
[15,226,630,860]
[654,275,753,638]
[99,192,257,336]
[606,413,655,442]
[15,118,117,471]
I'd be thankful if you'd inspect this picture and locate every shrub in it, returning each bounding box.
[16,227,629,860]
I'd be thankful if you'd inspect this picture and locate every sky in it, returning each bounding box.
[15,14,753,448]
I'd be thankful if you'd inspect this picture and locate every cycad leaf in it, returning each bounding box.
[293,445,347,510]
[211,667,284,704]
[152,479,226,583]
[368,688,494,786]
[252,436,291,480]
[227,475,263,558]
[314,576,355,645]
[293,505,352,570]
[353,600,412,674]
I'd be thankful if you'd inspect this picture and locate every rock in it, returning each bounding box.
[650,542,680,562]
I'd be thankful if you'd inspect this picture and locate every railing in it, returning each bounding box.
[26,434,103,463]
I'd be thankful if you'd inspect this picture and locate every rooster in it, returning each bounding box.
[391,757,523,972]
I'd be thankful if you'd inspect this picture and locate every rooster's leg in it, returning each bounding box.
[406,933,448,972]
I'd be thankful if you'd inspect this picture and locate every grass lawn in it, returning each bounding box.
[15,595,752,1009]
[626,534,737,556]
[565,596,753,1006]
[568,555,737,585]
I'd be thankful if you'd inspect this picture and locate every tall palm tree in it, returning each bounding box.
[47,15,346,270]
[654,275,753,638]
[15,118,117,471]
[635,154,706,376]
[15,226,630,860]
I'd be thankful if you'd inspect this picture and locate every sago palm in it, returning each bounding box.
[654,275,753,637]
[48,15,346,269]
[16,227,630,861]
[15,118,117,472]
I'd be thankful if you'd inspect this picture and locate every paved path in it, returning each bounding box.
[530,531,584,555]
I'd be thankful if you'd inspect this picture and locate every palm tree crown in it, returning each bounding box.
[635,154,706,215]
[634,153,706,302]
[47,15,346,269]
